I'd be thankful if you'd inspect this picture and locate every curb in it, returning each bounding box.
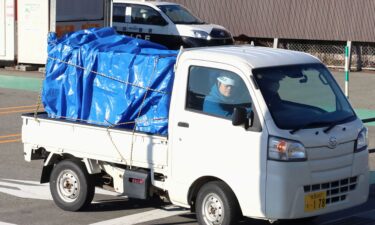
[0,75,42,92]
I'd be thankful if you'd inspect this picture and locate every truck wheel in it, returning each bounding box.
[50,159,95,211]
[196,181,239,225]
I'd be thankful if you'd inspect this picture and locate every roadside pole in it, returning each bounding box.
[49,0,56,33]
[273,38,279,49]
[104,0,113,27]
[344,41,352,98]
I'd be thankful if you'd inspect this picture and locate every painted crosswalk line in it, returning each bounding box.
[0,222,17,225]
[0,178,189,225]
[0,179,118,200]
[90,205,189,225]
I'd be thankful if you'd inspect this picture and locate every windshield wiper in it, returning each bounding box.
[290,121,332,134]
[323,115,356,133]
[290,115,356,135]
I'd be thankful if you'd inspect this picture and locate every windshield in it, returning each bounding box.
[253,63,356,130]
[157,5,205,24]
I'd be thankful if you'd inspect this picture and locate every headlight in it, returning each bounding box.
[268,136,306,161]
[192,30,211,40]
[355,128,368,153]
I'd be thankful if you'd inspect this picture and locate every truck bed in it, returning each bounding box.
[22,113,168,172]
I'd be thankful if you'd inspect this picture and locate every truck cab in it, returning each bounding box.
[168,46,369,222]
[111,0,234,49]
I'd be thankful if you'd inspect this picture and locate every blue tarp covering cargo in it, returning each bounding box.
[42,27,178,135]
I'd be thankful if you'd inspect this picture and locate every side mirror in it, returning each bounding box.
[155,19,168,26]
[150,16,169,26]
[161,20,169,26]
[232,107,253,129]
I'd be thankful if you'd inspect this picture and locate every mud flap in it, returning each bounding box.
[40,164,54,184]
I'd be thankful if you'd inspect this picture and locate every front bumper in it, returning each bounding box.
[265,150,369,219]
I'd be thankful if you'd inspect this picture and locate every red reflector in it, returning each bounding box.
[130,178,145,184]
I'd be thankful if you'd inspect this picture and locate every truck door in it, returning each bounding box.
[112,3,179,48]
[169,60,267,215]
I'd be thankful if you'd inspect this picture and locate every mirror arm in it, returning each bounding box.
[244,119,250,130]
[245,111,254,130]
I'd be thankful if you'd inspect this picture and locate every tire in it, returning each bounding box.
[196,181,240,225]
[50,159,95,211]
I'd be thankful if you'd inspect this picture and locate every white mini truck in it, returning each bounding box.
[22,46,369,225]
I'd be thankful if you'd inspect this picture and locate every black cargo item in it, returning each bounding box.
[123,169,150,200]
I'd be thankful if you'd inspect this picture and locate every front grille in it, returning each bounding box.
[304,176,358,205]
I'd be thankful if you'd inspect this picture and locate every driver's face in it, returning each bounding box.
[218,82,233,97]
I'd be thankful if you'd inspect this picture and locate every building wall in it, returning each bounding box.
[170,0,375,42]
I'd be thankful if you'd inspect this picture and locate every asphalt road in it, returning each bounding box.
[0,69,375,225]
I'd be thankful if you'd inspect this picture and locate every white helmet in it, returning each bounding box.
[217,75,235,86]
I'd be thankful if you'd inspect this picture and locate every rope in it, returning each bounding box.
[47,113,167,165]
[129,57,160,169]
[34,71,45,121]
[47,57,169,95]
[37,55,170,166]
[48,114,167,127]
[105,125,128,164]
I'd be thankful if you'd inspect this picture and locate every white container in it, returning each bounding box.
[17,0,106,65]
[17,0,49,64]
[0,0,16,63]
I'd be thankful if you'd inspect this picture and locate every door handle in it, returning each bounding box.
[178,122,189,128]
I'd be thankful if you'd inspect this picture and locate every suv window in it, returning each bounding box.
[186,66,252,118]
[113,3,127,23]
[131,4,167,25]
[157,4,204,24]
[113,4,167,25]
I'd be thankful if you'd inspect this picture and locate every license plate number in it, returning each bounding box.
[304,191,326,212]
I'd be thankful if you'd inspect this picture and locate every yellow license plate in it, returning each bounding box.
[304,191,326,212]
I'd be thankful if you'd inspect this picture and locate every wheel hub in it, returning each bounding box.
[202,193,224,224]
[57,170,80,202]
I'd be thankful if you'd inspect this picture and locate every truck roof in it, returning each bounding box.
[184,45,322,69]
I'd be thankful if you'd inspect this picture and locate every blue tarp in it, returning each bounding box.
[42,27,177,135]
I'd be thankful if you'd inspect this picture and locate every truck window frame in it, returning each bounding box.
[112,3,128,23]
[252,63,356,130]
[185,65,253,120]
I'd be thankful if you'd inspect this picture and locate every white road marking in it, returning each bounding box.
[0,179,188,225]
[0,179,119,200]
[0,179,51,200]
[90,205,189,225]
[0,222,17,225]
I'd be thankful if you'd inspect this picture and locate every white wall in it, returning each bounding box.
[0,0,5,56]
[17,0,49,64]
[0,0,16,62]
[17,0,105,65]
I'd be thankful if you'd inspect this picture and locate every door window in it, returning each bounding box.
[113,4,167,26]
[130,4,167,25]
[186,66,252,119]
[113,3,127,23]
